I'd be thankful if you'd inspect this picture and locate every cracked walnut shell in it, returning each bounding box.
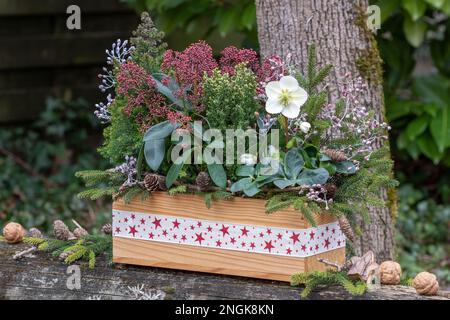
[379,261,401,285]
[413,272,439,296]
[3,222,26,244]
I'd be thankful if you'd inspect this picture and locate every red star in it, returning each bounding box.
[148,232,154,239]
[140,218,145,225]
[266,228,272,235]
[324,238,330,249]
[332,228,335,234]
[230,237,236,244]
[128,225,137,237]
[290,232,300,244]
[195,233,205,245]
[309,231,315,240]
[181,235,187,241]
[173,234,177,239]
[124,217,128,223]
[190,225,195,230]
[264,240,275,252]
[259,232,264,238]
[326,226,329,232]
[216,240,222,247]
[162,230,168,237]
[241,242,246,247]
[338,240,342,246]
[152,218,162,229]
[286,248,292,255]
[207,226,213,232]
[309,246,313,251]
[219,224,230,237]
[250,242,256,249]
[277,233,283,240]
[115,227,121,234]
[197,221,202,227]
[172,219,180,229]
[131,214,136,220]
[240,227,249,237]
[321,232,324,237]
[301,244,306,252]
[315,244,319,250]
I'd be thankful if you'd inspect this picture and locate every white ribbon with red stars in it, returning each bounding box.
[112,209,345,258]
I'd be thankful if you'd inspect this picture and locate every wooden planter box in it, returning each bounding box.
[112,192,345,282]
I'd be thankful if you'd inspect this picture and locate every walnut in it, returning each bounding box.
[3,222,26,244]
[413,272,439,296]
[379,261,401,285]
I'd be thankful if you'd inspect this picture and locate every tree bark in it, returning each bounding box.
[255,0,395,261]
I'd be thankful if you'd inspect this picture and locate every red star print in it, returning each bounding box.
[195,233,205,245]
[149,232,154,239]
[181,235,187,241]
[264,240,275,252]
[128,225,137,237]
[277,233,283,240]
[338,240,341,246]
[207,226,213,232]
[197,221,202,227]
[266,228,272,235]
[290,232,300,244]
[326,226,329,232]
[124,217,128,223]
[250,242,256,249]
[259,232,264,238]
[162,230,168,237]
[152,218,162,229]
[332,228,336,234]
[301,245,306,252]
[190,225,195,230]
[131,214,136,220]
[173,234,177,239]
[240,227,249,237]
[115,227,121,233]
[309,231,315,240]
[286,248,292,255]
[140,218,145,225]
[321,232,324,237]
[216,240,222,247]
[315,244,319,250]
[219,224,230,236]
[172,219,180,229]
[241,242,246,247]
[324,238,330,249]
[230,237,236,244]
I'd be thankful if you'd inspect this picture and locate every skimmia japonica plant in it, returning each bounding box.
[77,13,398,230]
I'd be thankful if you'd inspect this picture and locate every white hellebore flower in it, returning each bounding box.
[240,153,257,166]
[265,76,308,119]
[299,121,311,134]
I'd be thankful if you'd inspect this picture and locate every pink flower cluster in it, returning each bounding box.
[219,46,260,75]
[256,55,287,100]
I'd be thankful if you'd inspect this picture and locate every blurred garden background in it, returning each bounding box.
[0,0,448,284]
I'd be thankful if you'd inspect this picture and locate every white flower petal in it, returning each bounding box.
[291,87,308,106]
[265,81,282,99]
[265,98,283,114]
[281,102,301,119]
[279,76,299,91]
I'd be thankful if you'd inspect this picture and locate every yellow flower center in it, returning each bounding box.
[278,89,292,106]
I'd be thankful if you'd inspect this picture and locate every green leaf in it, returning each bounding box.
[143,121,178,142]
[151,74,188,109]
[406,115,429,140]
[207,164,227,188]
[430,106,450,153]
[296,168,329,186]
[334,161,357,174]
[165,163,183,189]
[243,183,260,197]
[144,139,165,171]
[230,178,253,193]
[403,15,427,48]
[136,143,144,180]
[418,134,442,164]
[285,148,304,179]
[402,0,427,21]
[413,75,450,108]
[236,165,255,177]
[273,179,296,189]
[373,0,401,23]
[424,0,445,8]
[241,3,256,30]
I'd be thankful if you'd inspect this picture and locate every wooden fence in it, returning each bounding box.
[0,0,139,123]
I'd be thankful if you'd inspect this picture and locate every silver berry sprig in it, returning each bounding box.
[94,94,113,123]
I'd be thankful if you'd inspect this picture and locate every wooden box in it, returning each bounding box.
[112,192,345,282]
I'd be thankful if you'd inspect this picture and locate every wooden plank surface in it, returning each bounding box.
[113,192,337,230]
[0,242,447,300]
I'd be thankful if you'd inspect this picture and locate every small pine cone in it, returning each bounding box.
[101,223,112,235]
[324,183,337,199]
[53,220,71,241]
[196,172,211,190]
[59,251,72,261]
[338,216,355,242]
[323,149,347,162]
[73,227,88,239]
[27,228,43,239]
[144,173,162,192]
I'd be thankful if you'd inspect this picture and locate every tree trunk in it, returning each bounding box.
[255,0,395,261]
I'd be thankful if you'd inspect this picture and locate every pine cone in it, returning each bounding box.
[338,216,355,242]
[196,172,211,190]
[27,227,43,239]
[73,227,88,239]
[53,220,72,241]
[101,223,112,235]
[324,183,337,199]
[323,149,347,162]
[144,173,163,191]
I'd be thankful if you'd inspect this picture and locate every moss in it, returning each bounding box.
[353,5,384,86]
[387,187,398,222]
